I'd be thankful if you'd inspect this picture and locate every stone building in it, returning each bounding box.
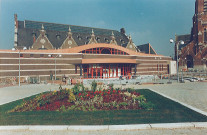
[175,0,207,71]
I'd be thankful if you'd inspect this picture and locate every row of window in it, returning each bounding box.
[157,64,164,71]
[80,47,129,55]
[20,54,46,58]
[204,1,207,12]
[32,32,125,43]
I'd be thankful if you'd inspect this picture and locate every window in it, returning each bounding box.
[204,1,207,12]
[75,65,77,74]
[56,34,60,39]
[20,54,24,57]
[40,54,44,57]
[80,47,129,55]
[204,29,207,43]
[30,54,34,57]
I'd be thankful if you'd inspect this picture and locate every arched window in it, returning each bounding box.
[80,47,129,55]
[204,28,207,43]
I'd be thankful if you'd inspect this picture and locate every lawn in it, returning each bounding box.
[0,89,207,125]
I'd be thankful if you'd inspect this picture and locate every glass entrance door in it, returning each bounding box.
[82,64,133,79]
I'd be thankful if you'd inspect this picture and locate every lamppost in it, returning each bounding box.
[170,39,184,83]
[12,47,27,86]
[48,54,62,80]
[155,57,162,82]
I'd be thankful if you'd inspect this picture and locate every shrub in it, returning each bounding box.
[108,83,114,90]
[60,105,66,112]
[91,80,97,92]
[134,95,146,103]
[68,89,76,103]
[72,84,85,95]
[72,84,80,95]
[139,101,155,110]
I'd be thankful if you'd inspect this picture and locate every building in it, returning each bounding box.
[0,15,172,83]
[175,0,207,71]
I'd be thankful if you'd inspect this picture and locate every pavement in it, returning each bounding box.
[1,81,207,134]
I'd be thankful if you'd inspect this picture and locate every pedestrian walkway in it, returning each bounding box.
[1,126,207,135]
[0,84,60,105]
[1,82,207,135]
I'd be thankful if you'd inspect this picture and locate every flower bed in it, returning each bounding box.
[9,86,154,112]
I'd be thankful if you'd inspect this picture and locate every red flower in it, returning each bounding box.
[78,93,82,96]
[113,90,116,93]
[118,90,121,93]
[36,107,40,110]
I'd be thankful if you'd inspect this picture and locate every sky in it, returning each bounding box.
[0,0,195,57]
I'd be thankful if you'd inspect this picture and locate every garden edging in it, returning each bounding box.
[1,122,207,131]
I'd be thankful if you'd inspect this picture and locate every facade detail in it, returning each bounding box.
[14,14,18,47]
[88,29,98,44]
[61,27,78,49]
[109,31,117,45]
[176,0,207,71]
[31,25,53,50]
[126,34,137,52]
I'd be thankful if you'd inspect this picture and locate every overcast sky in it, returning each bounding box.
[0,0,195,57]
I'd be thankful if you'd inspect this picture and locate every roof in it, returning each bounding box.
[175,34,192,50]
[17,20,129,49]
[136,43,157,54]
[5,43,161,57]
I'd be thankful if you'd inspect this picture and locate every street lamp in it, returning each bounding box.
[12,47,27,86]
[48,54,62,80]
[170,39,184,82]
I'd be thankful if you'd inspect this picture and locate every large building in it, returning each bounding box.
[0,15,172,82]
[175,0,207,71]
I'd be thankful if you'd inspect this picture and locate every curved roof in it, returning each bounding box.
[57,43,159,56]
[2,43,162,56]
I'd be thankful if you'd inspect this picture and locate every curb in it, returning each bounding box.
[68,125,108,131]
[29,125,68,131]
[1,122,207,131]
[0,126,29,130]
[108,124,151,130]
[150,123,194,129]
[192,122,207,128]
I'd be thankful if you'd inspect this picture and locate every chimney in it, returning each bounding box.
[120,28,125,34]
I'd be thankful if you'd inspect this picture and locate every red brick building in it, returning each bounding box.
[176,0,207,71]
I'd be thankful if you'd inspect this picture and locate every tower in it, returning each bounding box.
[14,14,18,48]
[177,0,207,71]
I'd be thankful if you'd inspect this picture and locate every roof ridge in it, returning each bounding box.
[24,20,119,32]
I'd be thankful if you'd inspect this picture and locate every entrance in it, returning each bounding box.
[82,64,133,79]
[186,55,193,68]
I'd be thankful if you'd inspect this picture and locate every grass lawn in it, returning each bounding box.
[0,89,207,125]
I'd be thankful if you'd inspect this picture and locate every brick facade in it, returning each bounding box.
[0,43,171,81]
[176,0,207,71]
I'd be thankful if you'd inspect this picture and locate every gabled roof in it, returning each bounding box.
[136,43,157,55]
[175,34,192,50]
[17,20,129,49]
